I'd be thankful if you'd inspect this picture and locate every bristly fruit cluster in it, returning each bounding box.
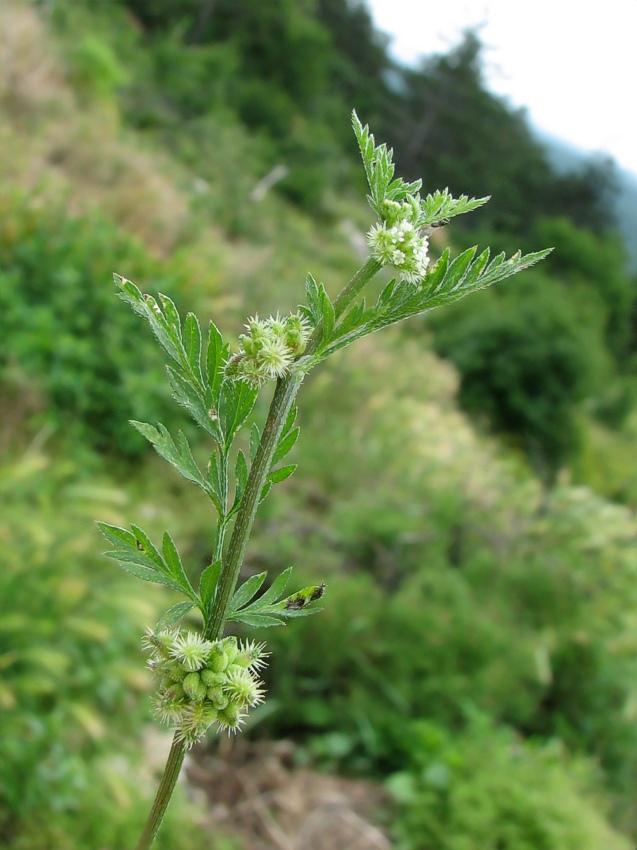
[143,629,268,746]
[225,312,311,387]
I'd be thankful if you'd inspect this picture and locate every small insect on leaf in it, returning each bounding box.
[284,582,326,610]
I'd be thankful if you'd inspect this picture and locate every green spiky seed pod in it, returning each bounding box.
[200,668,226,688]
[207,686,230,710]
[206,645,229,673]
[217,702,246,733]
[182,672,206,701]
[220,636,239,664]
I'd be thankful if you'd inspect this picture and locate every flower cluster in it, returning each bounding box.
[225,313,311,387]
[143,628,268,747]
[367,198,430,283]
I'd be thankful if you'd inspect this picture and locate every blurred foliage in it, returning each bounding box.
[0,453,215,848]
[0,190,188,457]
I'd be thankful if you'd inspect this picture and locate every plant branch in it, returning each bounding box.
[332,256,382,319]
[135,735,187,850]
[205,370,304,640]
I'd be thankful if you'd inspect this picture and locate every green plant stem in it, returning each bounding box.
[135,255,382,849]
[135,735,187,850]
[205,370,304,640]
[333,257,382,318]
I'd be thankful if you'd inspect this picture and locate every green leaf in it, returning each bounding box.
[267,464,297,485]
[114,276,182,366]
[229,572,267,614]
[272,427,299,465]
[97,522,137,550]
[162,532,198,601]
[233,449,248,506]
[103,550,190,594]
[183,312,204,391]
[206,321,226,406]
[199,560,221,616]
[130,524,164,570]
[220,380,258,450]
[166,366,221,440]
[305,273,322,326]
[250,423,261,462]
[259,481,272,503]
[254,566,293,607]
[319,285,335,342]
[228,611,286,628]
[156,602,196,631]
[130,421,215,499]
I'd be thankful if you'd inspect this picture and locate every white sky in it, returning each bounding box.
[366,0,637,176]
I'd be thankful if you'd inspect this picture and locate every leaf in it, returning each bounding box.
[305,273,322,326]
[183,312,204,390]
[220,380,258,450]
[97,522,137,550]
[199,560,221,616]
[99,521,196,597]
[130,524,164,570]
[319,285,335,343]
[114,276,182,366]
[260,481,272,504]
[130,421,216,500]
[229,572,267,614]
[156,602,196,631]
[162,532,198,601]
[228,611,286,628]
[272,428,299,465]
[234,449,248,506]
[206,321,226,406]
[267,464,297,485]
[166,366,221,440]
[253,566,293,607]
[250,423,261,462]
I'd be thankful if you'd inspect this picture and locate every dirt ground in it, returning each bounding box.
[186,739,394,850]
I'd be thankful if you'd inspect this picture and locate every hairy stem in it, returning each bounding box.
[206,370,304,640]
[135,735,187,850]
[333,256,382,318]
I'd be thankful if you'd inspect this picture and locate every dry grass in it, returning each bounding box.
[0,2,192,257]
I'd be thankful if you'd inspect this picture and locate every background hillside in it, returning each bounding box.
[1,2,637,849]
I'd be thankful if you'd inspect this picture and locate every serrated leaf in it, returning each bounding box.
[130,524,165,570]
[103,551,189,593]
[228,611,286,628]
[305,273,322,325]
[260,481,272,503]
[166,366,220,439]
[267,464,297,485]
[130,421,214,497]
[229,572,267,614]
[319,286,335,342]
[250,423,261,462]
[156,602,196,631]
[220,380,258,450]
[255,566,293,607]
[199,560,221,615]
[272,428,299,465]
[162,532,197,600]
[206,321,226,406]
[97,522,137,549]
[234,449,248,504]
[114,276,182,365]
[183,312,204,390]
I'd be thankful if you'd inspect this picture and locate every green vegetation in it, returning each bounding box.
[2,1,637,848]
